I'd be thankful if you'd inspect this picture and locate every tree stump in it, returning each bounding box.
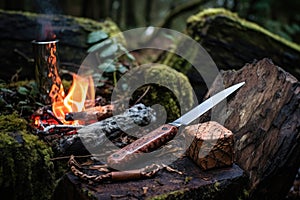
[0,9,122,81]
[207,58,300,199]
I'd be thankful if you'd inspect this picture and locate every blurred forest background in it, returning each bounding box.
[1,0,300,44]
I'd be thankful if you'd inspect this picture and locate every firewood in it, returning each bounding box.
[65,104,114,123]
[184,121,234,171]
[58,103,156,155]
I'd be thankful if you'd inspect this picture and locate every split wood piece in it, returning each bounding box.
[206,58,300,200]
[65,104,114,123]
[184,121,234,171]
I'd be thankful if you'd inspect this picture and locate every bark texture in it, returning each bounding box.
[207,58,300,199]
[53,158,248,200]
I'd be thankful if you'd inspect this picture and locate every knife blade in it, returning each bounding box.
[107,82,245,169]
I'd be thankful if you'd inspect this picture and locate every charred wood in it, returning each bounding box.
[57,103,156,155]
[65,104,114,124]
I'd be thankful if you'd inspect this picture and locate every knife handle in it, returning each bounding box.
[107,124,178,169]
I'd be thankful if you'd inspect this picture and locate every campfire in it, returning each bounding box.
[31,40,113,136]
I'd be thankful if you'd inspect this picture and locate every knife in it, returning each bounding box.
[107,82,245,169]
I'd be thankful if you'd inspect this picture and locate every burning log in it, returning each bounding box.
[65,104,114,123]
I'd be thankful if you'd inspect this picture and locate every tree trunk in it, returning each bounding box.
[206,58,300,199]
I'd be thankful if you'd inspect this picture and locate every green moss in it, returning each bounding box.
[0,113,55,200]
[80,187,97,200]
[187,8,300,52]
[184,176,193,184]
[160,47,194,75]
[213,181,220,191]
[132,65,196,122]
[150,189,187,200]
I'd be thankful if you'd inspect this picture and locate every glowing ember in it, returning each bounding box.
[52,74,95,125]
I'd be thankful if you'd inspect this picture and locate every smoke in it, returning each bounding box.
[34,0,62,41]
[34,0,62,15]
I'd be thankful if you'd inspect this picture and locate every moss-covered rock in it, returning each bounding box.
[130,64,197,122]
[0,113,55,200]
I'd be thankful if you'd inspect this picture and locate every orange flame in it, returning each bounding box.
[52,74,95,125]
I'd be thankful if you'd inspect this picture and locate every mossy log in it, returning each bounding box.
[0,9,121,81]
[158,8,300,100]
[0,113,55,200]
[206,58,300,199]
[186,8,300,79]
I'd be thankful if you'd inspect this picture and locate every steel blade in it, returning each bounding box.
[171,82,245,126]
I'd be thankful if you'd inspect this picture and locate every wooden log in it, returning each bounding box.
[52,157,248,200]
[0,9,122,81]
[54,120,249,199]
[206,58,300,199]
[65,104,114,124]
[158,8,300,100]
[57,104,156,155]
[186,8,300,80]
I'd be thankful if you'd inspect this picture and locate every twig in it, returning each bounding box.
[133,85,151,105]
[50,154,93,161]
[13,49,34,63]
[43,124,84,132]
